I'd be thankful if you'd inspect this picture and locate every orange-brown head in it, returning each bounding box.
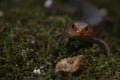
[66,21,93,38]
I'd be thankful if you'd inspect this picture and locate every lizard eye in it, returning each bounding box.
[84,26,88,31]
[71,24,75,29]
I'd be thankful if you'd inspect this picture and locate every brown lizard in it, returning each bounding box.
[64,21,112,57]
[44,0,112,57]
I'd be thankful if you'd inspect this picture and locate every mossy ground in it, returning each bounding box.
[0,0,120,80]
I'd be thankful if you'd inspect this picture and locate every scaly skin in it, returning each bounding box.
[65,21,112,57]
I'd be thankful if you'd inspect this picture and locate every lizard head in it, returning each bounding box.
[66,21,93,38]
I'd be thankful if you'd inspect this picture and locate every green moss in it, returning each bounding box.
[0,0,119,80]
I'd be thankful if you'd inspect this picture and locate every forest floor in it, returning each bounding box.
[0,0,120,80]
